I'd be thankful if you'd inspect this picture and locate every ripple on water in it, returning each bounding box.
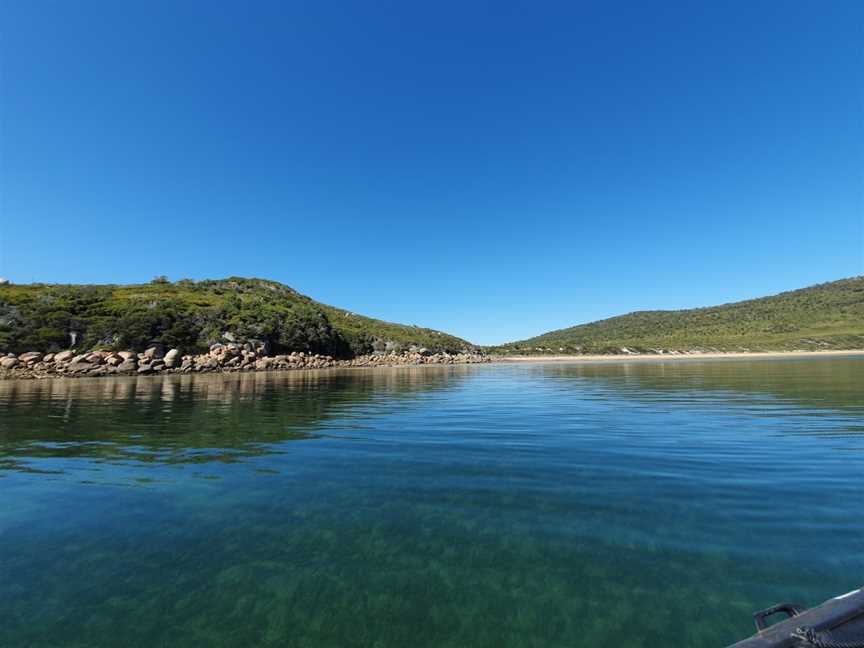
[1,358,863,647]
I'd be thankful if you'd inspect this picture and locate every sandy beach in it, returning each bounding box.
[493,349,864,364]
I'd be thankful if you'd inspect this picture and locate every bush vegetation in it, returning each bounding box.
[0,277,474,357]
[490,277,864,354]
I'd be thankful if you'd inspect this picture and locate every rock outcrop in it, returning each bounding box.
[0,346,489,380]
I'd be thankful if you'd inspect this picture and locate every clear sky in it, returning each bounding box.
[1,1,861,345]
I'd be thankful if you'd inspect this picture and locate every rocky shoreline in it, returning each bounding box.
[0,344,489,381]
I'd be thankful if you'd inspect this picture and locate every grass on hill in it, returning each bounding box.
[0,277,475,357]
[489,277,864,355]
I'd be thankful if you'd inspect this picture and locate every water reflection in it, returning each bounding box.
[2,359,863,476]
[0,366,475,471]
[533,355,864,413]
[1,359,863,647]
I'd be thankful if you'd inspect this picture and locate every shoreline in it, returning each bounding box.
[491,349,864,364]
[0,348,490,382]
[1,348,862,382]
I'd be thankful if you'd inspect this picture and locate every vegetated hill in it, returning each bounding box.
[0,277,475,357]
[490,277,864,355]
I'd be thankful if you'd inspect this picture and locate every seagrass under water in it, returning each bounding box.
[1,357,863,647]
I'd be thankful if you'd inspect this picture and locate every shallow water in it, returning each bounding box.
[1,357,863,647]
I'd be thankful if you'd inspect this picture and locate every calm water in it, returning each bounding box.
[2,357,863,647]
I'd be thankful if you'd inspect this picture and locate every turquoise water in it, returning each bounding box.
[1,357,863,647]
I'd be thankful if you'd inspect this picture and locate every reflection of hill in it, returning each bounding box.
[533,356,864,412]
[0,367,473,469]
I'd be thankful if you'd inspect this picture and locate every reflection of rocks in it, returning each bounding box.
[0,362,472,469]
[0,345,489,381]
[0,363,469,404]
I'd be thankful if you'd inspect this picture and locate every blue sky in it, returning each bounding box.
[1,1,861,344]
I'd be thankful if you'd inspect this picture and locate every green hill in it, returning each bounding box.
[491,277,864,355]
[0,277,475,357]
